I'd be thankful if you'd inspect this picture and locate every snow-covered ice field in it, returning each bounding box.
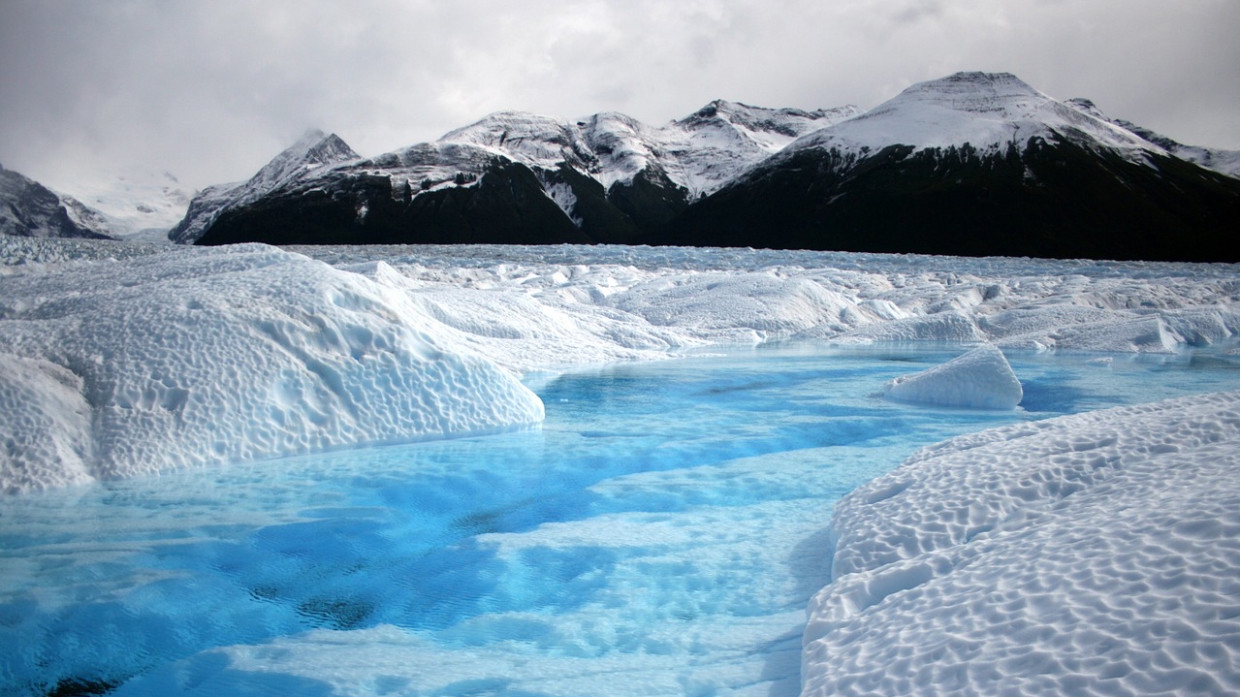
[2,236,1240,695]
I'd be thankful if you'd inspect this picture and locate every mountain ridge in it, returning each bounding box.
[185,72,1238,261]
[168,130,361,244]
[664,72,1240,261]
[16,71,1234,260]
[183,97,861,247]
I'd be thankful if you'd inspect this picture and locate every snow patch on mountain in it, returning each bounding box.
[435,100,858,197]
[440,111,594,173]
[663,101,862,195]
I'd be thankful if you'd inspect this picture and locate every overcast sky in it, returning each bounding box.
[2,0,1238,193]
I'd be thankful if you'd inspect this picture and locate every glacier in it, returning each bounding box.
[3,235,1239,491]
[3,236,1240,695]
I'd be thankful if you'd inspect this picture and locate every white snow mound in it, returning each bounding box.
[883,343,1023,409]
[0,355,95,490]
[804,389,1240,696]
[0,245,544,493]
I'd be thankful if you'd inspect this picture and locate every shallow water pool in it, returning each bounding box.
[2,344,1238,697]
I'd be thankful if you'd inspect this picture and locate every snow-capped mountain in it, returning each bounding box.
[782,72,1160,162]
[667,72,1240,261]
[666,101,864,195]
[1065,97,1240,179]
[175,72,1239,261]
[168,130,360,244]
[176,101,858,246]
[0,163,114,240]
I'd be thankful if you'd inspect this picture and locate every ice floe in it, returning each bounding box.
[883,343,1024,410]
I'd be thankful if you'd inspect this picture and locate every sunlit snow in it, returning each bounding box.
[807,389,1240,696]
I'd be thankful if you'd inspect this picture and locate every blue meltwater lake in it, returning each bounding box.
[2,344,1238,697]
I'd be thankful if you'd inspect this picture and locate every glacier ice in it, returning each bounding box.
[3,237,1240,492]
[2,237,1239,493]
[805,389,1240,696]
[0,243,543,493]
[883,343,1024,409]
[2,236,1240,696]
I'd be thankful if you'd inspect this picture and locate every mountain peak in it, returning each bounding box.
[689,99,750,119]
[288,128,329,149]
[167,130,359,243]
[913,71,1036,93]
[247,131,359,193]
[1064,97,1108,120]
[880,71,1048,118]
[271,130,357,169]
[786,70,1157,159]
[440,111,576,148]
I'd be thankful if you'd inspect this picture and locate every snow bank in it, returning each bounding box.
[804,389,1240,696]
[883,343,1023,409]
[0,244,543,493]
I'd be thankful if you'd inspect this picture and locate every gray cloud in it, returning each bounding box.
[2,0,1237,193]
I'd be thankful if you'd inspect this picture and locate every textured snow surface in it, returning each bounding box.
[2,237,1239,493]
[0,242,543,492]
[883,343,1024,409]
[805,389,1240,696]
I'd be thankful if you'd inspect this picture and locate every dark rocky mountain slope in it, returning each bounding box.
[0,164,114,240]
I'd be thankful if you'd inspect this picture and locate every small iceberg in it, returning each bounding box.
[883,344,1023,410]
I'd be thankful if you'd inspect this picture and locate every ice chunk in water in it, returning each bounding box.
[883,344,1023,410]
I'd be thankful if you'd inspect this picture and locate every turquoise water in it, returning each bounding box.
[1,345,1238,697]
